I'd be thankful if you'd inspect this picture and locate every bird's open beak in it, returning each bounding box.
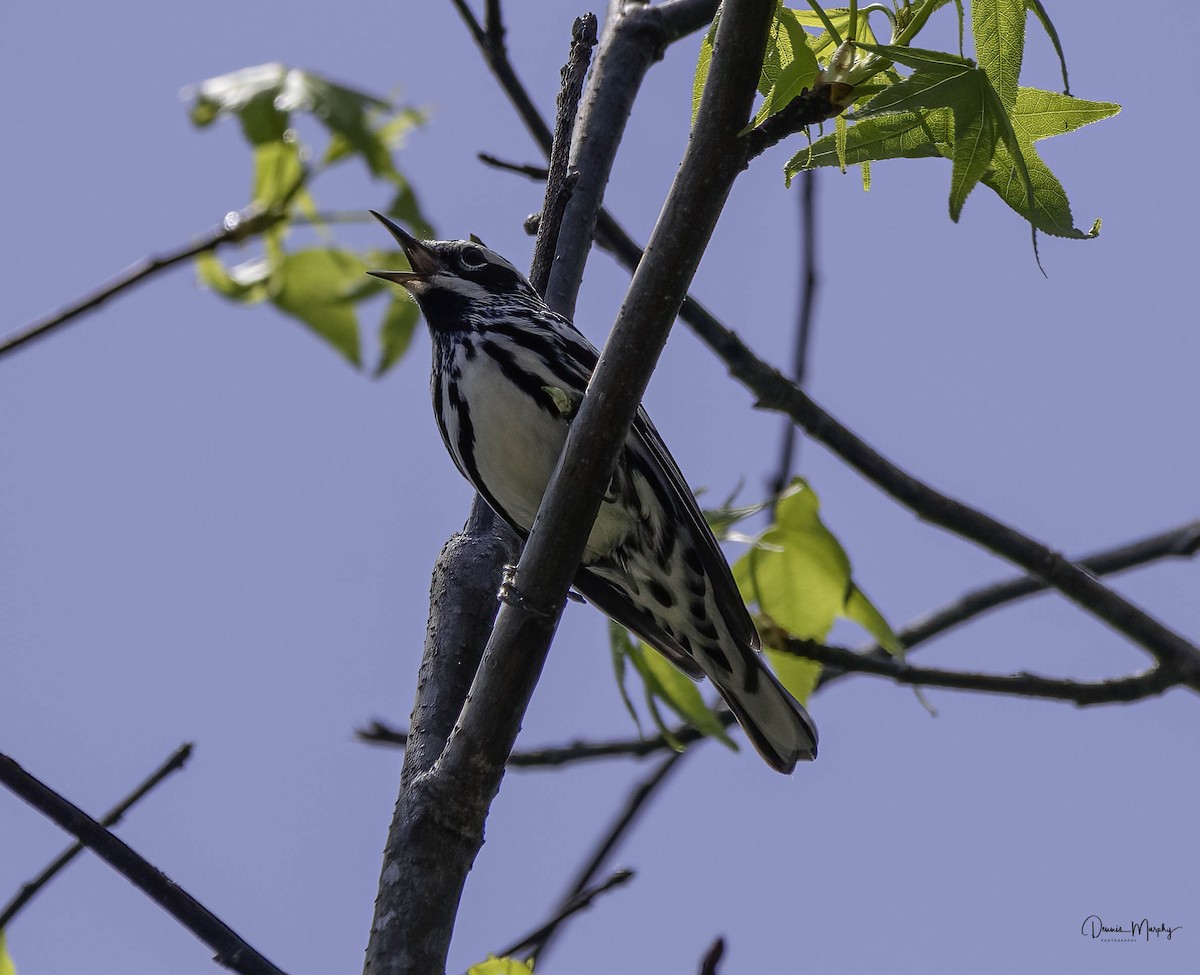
[367,211,442,289]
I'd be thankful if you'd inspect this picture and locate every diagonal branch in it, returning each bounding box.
[528,15,597,293]
[0,752,287,975]
[817,519,1200,688]
[496,868,635,960]
[0,210,276,360]
[359,518,1200,767]
[528,751,687,964]
[0,743,193,929]
[782,639,1174,705]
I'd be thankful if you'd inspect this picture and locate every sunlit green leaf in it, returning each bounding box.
[376,296,419,377]
[971,0,1025,108]
[466,957,535,975]
[195,250,272,303]
[609,622,645,735]
[845,584,903,655]
[732,479,894,652]
[188,63,291,143]
[1,930,16,975]
[269,249,366,367]
[733,480,850,642]
[980,87,1116,237]
[765,646,821,704]
[251,139,305,211]
[629,640,736,747]
[386,179,436,241]
[691,16,719,121]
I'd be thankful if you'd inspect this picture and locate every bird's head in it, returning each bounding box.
[368,211,539,330]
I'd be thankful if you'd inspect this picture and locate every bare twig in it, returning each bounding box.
[529,752,688,964]
[478,153,549,181]
[818,519,1200,687]
[0,212,262,360]
[496,869,635,959]
[357,719,711,765]
[769,169,819,497]
[0,752,286,975]
[0,743,194,929]
[699,936,726,975]
[783,639,1174,705]
[528,14,597,295]
[361,519,1200,767]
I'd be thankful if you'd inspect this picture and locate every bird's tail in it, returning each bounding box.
[701,646,818,774]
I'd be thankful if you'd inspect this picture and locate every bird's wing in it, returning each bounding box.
[628,406,761,652]
[571,567,705,677]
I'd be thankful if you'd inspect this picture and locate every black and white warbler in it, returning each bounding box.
[369,212,818,773]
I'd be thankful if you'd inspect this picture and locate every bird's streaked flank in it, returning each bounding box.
[369,212,818,772]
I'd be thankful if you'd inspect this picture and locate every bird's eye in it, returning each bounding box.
[459,246,487,270]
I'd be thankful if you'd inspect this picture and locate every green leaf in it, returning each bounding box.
[269,249,366,367]
[1,930,16,975]
[188,63,291,143]
[733,480,851,642]
[609,622,645,735]
[466,957,535,975]
[251,139,305,211]
[629,639,736,748]
[385,179,436,241]
[376,296,419,377]
[980,87,1116,238]
[765,646,821,704]
[692,16,719,122]
[754,41,821,127]
[609,623,734,749]
[971,0,1025,108]
[845,584,903,655]
[732,478,893,649]
[195,250,271,303]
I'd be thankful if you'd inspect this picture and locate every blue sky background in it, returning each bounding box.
[2,2,1198,974]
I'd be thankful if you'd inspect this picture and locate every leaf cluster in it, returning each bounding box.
[187,63,433,374]
[697,1,1118,242]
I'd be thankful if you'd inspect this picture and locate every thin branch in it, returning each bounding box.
[824,519,1200,680]
[699,936,726,975]
[528,14,597,295]
[683,306,1200,684]
[449,0,554,149]
[357,719,710,766]
[0,752,286,975]
[0,212,254,360]
[782,639,1175,705]
[451,0,717,320]
[769,169,819,497]
[0,743,193,929]
[359,519,1200,767]
[478,153,548,181]
[496,869,635,959]
[529,752,688,965]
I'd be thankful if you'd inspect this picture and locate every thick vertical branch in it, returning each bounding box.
[363,15,600,975]
[363,4,777,974]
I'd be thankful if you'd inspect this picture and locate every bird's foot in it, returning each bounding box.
[498,563,556,619]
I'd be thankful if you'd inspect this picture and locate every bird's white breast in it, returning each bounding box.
[442,343,634,561]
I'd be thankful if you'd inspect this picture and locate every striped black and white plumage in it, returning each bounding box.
[369,212,818,773]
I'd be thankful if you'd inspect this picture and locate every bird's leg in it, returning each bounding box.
[498,563,558,619]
